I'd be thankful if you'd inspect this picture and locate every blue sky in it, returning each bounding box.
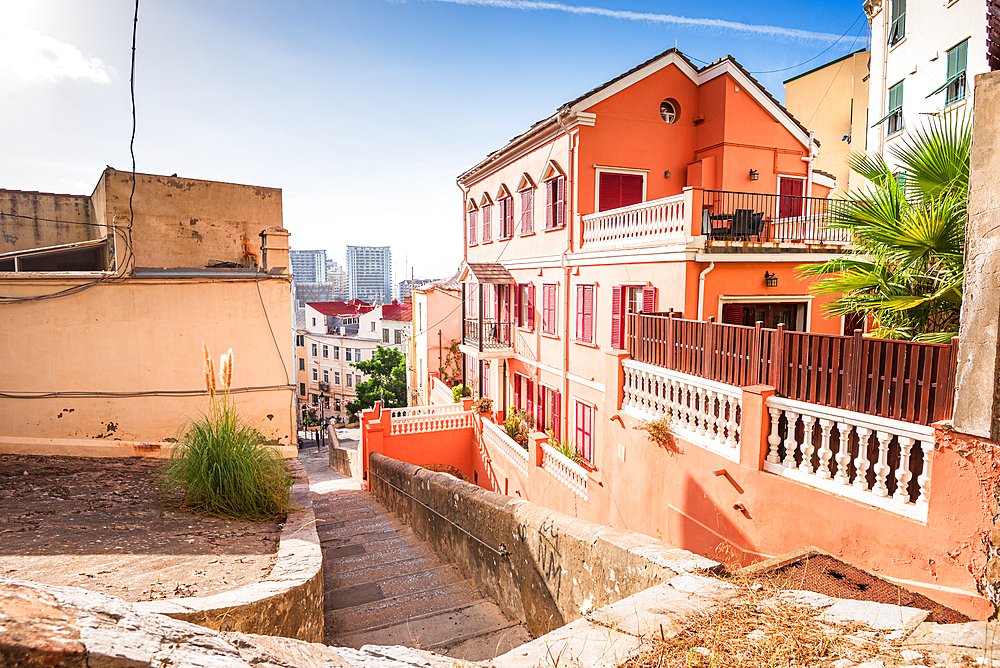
[0,0,867,281]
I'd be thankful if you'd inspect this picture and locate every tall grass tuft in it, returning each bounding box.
[163,344,291,521]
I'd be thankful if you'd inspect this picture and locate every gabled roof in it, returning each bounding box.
[418,269,462,294]
[381,301,413,322]
[458,49,817,184]
[308,300,375,317]
[459,262,515,284]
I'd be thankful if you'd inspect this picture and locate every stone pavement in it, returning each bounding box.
[299,446,531,662]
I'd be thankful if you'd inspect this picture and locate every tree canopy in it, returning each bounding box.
[799,113,970,343]
[346,346,407,415]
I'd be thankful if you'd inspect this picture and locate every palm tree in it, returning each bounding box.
[799,113,971,343]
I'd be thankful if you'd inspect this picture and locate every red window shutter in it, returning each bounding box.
[642,286,657,313]
[513,284,522,327]
[610,285,623,349]
[483,205,491,242]
[514,375,521,411]
[722,304,745,325]
[542,285,550,334]
[521,190,533,234]
[621,174,643,207]
[583,285,594,343]
[536,384,544,430]
[575,286,584,340]
[555,177,565,226]
[505,198,513,237]
[527,284,535,330]
[575,402,583,453]
[545,181,554,228]
[552,390,561,442]
[526,380,534,423]
[599,173,622,212]
[468,211,477,245]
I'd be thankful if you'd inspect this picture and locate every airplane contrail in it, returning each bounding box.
[421,0,844,43]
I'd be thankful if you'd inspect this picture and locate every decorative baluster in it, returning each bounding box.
[893,436,915,503]
[916,439,933,505]
[833,422,853,485]
[782,411,800,469]
[816,419,834,479]
[767,407,782,464]
[695,387,709,436]
[872,431,893,497]
[853,427,873,490]
[682,383,693,430]
[724,395,739,449]
[798,415,817,474]
[707,390,721,442]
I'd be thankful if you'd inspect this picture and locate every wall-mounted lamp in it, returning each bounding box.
[664,170,671,178]
[764,271,778,287]
[749,169,759,181]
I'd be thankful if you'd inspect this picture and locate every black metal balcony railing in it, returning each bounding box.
[463,318,513,350]
[702,190,850,244]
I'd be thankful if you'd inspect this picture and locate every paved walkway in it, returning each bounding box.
[299,447,531,662]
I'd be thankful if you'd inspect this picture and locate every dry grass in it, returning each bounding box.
[620,577,907,668]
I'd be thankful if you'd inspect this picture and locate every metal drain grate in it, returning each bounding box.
[758,553,970,624]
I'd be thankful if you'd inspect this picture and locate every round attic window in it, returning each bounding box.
[660,98,679,123]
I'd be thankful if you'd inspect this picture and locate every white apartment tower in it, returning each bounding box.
[289,249,328,283]
[347,245,392,303]
[866,0,996,164]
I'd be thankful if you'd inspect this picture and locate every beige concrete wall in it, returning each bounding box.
[0,190,97,254]
[784,51,870,192]
[97,169,282,270]
[0,276,295,451]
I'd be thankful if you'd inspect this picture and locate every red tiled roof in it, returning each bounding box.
[308,300,374,316]
[382,302,413,322]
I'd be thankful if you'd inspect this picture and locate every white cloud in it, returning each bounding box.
[424,0,843,43]
[0,25,111,85]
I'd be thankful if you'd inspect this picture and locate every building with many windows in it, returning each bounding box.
[347,245,392,303]
[865,0,995,163]
[289,249,329,283]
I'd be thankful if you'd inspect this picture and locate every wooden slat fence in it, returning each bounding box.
[627,312,958,425]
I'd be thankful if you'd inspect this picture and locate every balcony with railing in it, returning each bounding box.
[577,187,850,253]
[701,190,850,245]
[463,318,513,351]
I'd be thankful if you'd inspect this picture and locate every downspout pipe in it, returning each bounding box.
[697,262,716,321]
[556,108,574,443]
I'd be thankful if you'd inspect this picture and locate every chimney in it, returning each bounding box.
[259,227,290,275]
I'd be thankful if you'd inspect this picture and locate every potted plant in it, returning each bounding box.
[503,407,534,449]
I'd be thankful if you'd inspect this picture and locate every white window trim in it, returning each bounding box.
[594,166,649,213]
[775,174,807,197]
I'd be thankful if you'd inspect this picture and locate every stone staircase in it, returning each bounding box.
[301,449,531,662]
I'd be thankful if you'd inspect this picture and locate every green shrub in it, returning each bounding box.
[452,383,471,403]
[162,346,291,521]
[504,407,534,448]
[547,430,583,464]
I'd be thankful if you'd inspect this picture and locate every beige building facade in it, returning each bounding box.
[784,49,870,192]
[0,168,296,457]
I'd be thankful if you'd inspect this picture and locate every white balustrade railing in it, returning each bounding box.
[482,418,530,477]
[389,403,464,419]
[540,443,588,501]
[622,359,743,462]
[764,396,933,521]
[389,406,473,435]
[430,377,453,405]
[581,194,686,250]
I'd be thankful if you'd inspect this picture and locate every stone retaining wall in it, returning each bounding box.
[369,452,720,637]
[328,426,364,479]
[134,458,324,641]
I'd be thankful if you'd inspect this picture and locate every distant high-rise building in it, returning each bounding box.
[289,249,328,283]
[327,260,348,301]
[398,277,436,299]
[347,246,392,303]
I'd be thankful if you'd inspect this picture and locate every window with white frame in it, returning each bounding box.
[542,284,558,335]
[334,346,340,360]
[575,400,594,463]
[482,200,492,242]
[323,370,329,383]
[544,176,566,229]
[311,343,318,357]
[346,348,352,362]
[335,371,341,385]
[347,374,353,387]
[322,344,329,358]
[312,368,318,381]
[575,284,594,343]
[516,283,535,330]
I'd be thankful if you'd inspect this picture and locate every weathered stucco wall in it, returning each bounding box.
[0,276,295,451]
[0,190,97,253]
[369,453,720,637]
[954,72,1000,440]
[97,169,283,270]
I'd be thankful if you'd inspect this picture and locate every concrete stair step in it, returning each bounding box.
[328,553,451,589]
[435,621,534,662]
[326,579,484,635]
[319,518,408,542]
[322,536,435,572]
[328,561,462,593]
[330,599,518,650]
